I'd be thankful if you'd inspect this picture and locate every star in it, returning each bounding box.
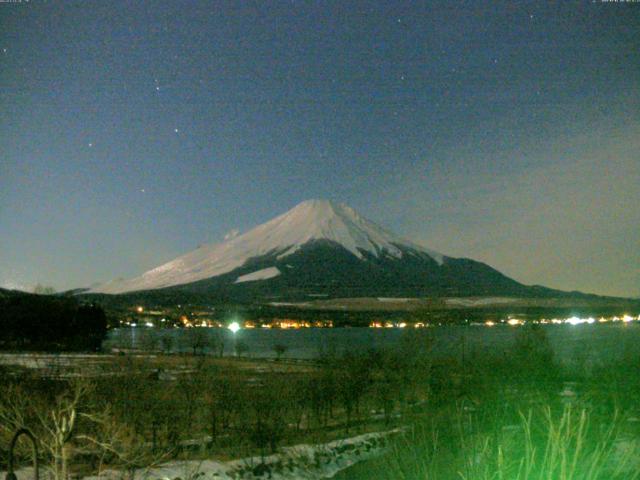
[88,142,93,148]
[155,86,161,92]
[140,189,146,193]
[2,48,7,54]
[174,128,179,133]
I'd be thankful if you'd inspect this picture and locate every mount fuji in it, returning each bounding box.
[89,200,558,300]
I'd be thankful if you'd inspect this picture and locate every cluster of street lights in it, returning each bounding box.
[485,314,640,327]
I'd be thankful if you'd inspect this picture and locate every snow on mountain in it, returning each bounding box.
[234,267,281,284]
[90,199,445,294]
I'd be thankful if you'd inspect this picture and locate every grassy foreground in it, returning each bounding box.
[336,326,640,479]
[2,325,640,479]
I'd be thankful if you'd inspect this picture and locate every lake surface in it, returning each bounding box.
[105,323,640,368]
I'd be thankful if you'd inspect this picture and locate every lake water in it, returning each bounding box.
[105,323,640,368]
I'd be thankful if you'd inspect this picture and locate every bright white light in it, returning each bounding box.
[228,322,241,333]
[623,315,633,323]
[565,316,595,325]
[565,316,582,325]
[145,322,153,327]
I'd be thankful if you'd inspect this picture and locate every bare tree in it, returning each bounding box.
[183,327,208,355]
[209,328,225,357]
[160,334,174,354]
[235,339,249,358]
[0,379,165,480]
[139,330,160,352]
[273,343,287,361]
[0,381,91,480]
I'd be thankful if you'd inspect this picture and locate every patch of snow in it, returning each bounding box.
[224,228,240,241]
[234,267,281,284]
[71,429,400,480]
[91,200,445,293]
[445,297,519,307]
[269,302,311,307]
[377,297,413,303]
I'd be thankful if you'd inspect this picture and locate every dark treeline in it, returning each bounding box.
[0,290,107,351]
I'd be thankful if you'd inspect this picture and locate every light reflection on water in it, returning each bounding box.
[105,323,640,367]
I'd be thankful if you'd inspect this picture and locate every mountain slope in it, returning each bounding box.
[89,199,563,301]
[157,239,543,300]
[91,200,445,294]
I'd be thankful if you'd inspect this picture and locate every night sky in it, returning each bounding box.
[1,1,638,297]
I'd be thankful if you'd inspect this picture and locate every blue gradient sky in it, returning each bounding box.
[1,1,638,296]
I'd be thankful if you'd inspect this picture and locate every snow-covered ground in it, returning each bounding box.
[0,353,159,378]
[268,302,312,307]
[445,297,519,307]
[4,430,399,480]
[0,353,118,370]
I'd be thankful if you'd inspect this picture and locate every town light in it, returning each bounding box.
[228,321,241,333]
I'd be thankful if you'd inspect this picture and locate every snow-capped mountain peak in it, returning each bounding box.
[91,199,444,294]
[248,199,406,259]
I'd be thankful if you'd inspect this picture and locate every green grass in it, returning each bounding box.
[335,335,640,480]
